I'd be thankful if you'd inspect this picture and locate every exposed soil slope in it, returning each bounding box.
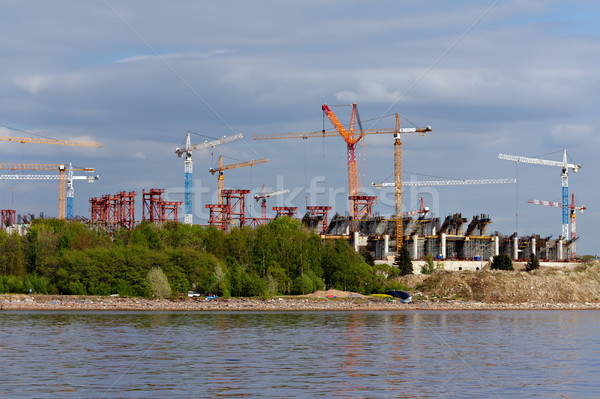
[404,262,600,303]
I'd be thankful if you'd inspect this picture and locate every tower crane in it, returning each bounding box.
[254,185,290,224]
[0,130,102,219]
[528,194,586,258]
[371,178,517,188]
[209,155,268,205]
[253,104,431,224]
[175,132,243,225]
[0,135,102,147]
[498,150,581,240]
[0,163,96,219]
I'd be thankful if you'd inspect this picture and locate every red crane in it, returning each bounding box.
[253,185,289,224]
[253,104,431,223]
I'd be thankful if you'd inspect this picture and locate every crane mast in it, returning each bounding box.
[394,133,403,249]
[175,132,243,225]
[321,104,364,200]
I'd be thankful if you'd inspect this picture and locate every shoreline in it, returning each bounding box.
[2,294,600,312]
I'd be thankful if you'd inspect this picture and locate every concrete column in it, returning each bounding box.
[513,235,519,260]
[558,239,564,261]
[531,238,536,256]
[413,235,419,260]
[441,233,447,259]
[494,236,499,256]
[353,231,359,252]
[383,234,389,256]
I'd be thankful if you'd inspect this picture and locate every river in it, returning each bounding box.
[1,310,599,398]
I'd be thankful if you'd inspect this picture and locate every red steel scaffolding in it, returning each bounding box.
[1,209,16,227]
[273,206,298,218]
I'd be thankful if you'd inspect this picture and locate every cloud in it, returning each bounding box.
[1,1,600,253]
[13,75,50,94]
[550,124,594,143]
[114,49,233,64]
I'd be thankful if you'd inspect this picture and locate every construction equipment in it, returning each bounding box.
[0,134,102,147]
[253,185,290,224]
[0,130,102,219]
[372,178,517,188]
[0,163,96,219]
[403,197,429,217]
[253,104,431,235]
[498,150,581,240]
[528,194,586,258]
[175,132,243,225]
[209,155,268,205]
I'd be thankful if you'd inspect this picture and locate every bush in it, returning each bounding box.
[421,255,436,275]
[147,267,172,298]
[491,253,513,271]
[526,253,540,271]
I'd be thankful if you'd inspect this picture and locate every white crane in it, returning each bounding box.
[371,178,516,188]
[498,150,581,240]
[175,132,243,225]
[1,165,99,219]
[254,185,290,224]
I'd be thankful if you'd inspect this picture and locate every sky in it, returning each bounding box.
[1,1,599,255]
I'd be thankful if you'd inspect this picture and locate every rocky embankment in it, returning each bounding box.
[2,293,600,312]
[3,263,600,311]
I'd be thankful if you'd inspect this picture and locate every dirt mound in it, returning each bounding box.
[417,263,600,303]
[305,289,364,298]
[398,274,428,290]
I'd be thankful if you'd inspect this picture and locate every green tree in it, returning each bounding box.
[147,267,172,298]
[420,254,436,275]
[393,245,413,276]
[525,253,540,271]
[491,252,514,271]
[359,246,375,266]
[0,232,26,276]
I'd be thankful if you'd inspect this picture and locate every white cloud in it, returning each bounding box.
[13,75,50,94]
[550,124,594,143]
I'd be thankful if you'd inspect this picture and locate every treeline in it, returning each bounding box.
[0,218,403,297]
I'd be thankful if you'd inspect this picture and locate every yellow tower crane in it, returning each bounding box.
[0,135,103,147]
[209,156,268,205]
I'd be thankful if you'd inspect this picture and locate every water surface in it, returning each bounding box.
[1,310,599,398]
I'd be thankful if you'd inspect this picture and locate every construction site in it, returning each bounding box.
[0,104,586,265]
